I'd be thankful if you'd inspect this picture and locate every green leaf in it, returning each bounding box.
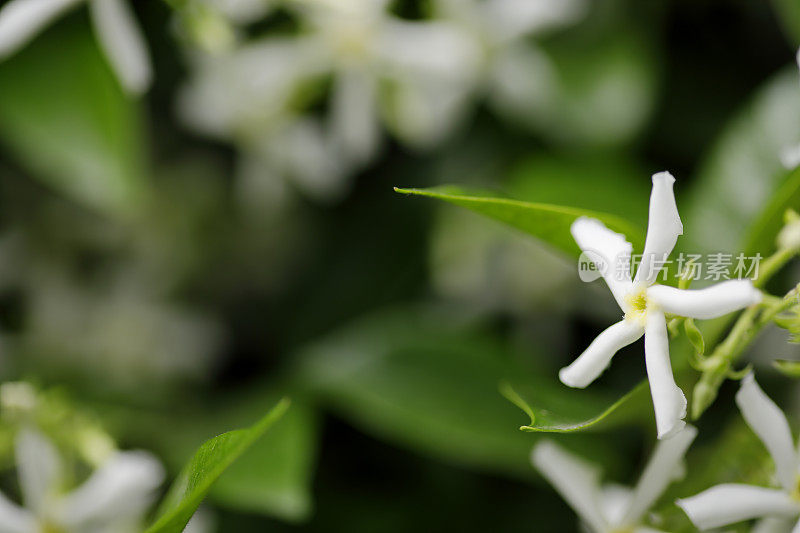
[742,166,800,255]
[145,398,291,533]
[295,305,636,478]
[103,393,316,523]
[394,186,644,258]
[0,21,148,216]
[683,319,705,356]
[500,380,649,432]
[772,0,800,45]
[772,359,800,378]
[683,66,800,255]
[208,401,316,521]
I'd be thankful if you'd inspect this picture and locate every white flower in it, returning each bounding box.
[677,374,800,531]
[0,0,152,95]
[433,0,585,120]
[562,172,762,439]
[290,0,481,158]
[0,426,164,532]
[178,38,349,201]
[532,426,697,533]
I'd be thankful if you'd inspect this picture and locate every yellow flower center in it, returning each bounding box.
[40,522,66,533]
[624,286,649,325]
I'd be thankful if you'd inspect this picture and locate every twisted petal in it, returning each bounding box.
[622,425,697,524]
[736,374,797,490]
[559,319,644,388]
[89,0,152,95]
[677,484,799,530]
[571,217,634,311]
[0,492,34,533]
[57,451,164,527]
[0,0,81,58]
[634,172,683,286]
[646,280,762,319]
[16,427,62,514]
[644,310,686,439]
[531,440,608,532]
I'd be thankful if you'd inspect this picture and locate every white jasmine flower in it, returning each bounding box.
[0,0,152,95]
[0,426,164,532]
[178,38,349,201]
[677,374,800,530]
[433,0,585,121]
[561,172,762,439]
[291,0,481,158]
[532,426,697,533]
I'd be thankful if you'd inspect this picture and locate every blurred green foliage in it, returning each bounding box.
[0,0,797,531]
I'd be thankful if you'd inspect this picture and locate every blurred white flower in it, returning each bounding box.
[532,426,697,533]
[0,0,152,95]
[0,426,163,532]
[780,48,800,170]
[179,37,349,200]
[678,374,800,530]
[562,173,762,439]
[292,0,481,154]
[180,3,480,200]
[21,272,223,388]
[433,0,585,117]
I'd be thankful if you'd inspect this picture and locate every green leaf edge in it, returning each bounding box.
[773,359,800,378]
[499,381,648,433]
[145,398,291,533]
[393,186,645,253]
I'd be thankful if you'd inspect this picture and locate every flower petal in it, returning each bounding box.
[622,425,697,525]
[644,310,686,439]
[634,172,683,286]
[531,440,608,532]
[330,66,380,167]
[0,0,81,58]
[646,280,762,319]
[0,491,35,533]
[752,517,798,533]
[677,484,799,530]
[570,217,634,311]
[57,451,164,527]
[89,0,152,95]
[483,0,585,42]
[736,373,797,490]
[559,319,644,388]
[15,427,62,514]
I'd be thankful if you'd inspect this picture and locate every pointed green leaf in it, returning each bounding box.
[145,398,291,533]
[295,305,639,478]
[394,185,644,258]
[500,380,650,432]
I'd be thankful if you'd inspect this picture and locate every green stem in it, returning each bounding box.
[690,245,799,419]
[754,246,796,288]
[691,286,798,419]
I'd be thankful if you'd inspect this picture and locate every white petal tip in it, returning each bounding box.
[652,171,676,185]
[558,367,588,389]
[657,419,686,440]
